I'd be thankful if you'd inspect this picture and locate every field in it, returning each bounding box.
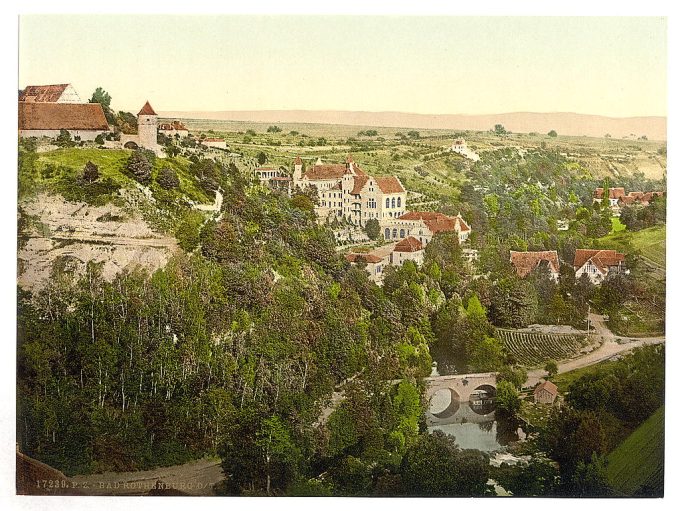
[599,224,666,268]
[606,406,664,496]
[550,360,616,393]
[495,329,589,368]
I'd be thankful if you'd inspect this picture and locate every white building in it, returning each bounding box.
[450,138,480,162]
[202,138,227,150]
[18,102,109,141]
[574,249,626,284]
[293,156,406,227]
[159,120,189,138]
[390,236,424,266]
[386,211,471,246]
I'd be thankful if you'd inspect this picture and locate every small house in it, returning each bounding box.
[534,380,558,404]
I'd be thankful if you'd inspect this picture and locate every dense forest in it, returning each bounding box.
[17,137,666,495]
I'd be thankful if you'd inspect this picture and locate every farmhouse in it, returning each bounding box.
[574,249,626,284]
[388,211,471,246]
[510,250,560,280]
[293,156,406,227]
[593,187,664,215]
[158,120,189,138]
[18,102,109,141]
[19,83,84,104]
[593,187,626,207]
[345,248,392,284]
[118,101,163,156]
[534,380,558,404]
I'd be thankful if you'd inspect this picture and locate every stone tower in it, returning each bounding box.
[293,155,303,185]
[137,101,158,149]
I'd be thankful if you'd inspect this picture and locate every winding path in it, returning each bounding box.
[525,313,665,387]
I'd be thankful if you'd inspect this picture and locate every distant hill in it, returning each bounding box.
[158,110,666,141]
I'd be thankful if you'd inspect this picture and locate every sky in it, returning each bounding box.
[18,15,667,118]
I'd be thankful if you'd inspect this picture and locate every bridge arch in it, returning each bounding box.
[124,141,139,150]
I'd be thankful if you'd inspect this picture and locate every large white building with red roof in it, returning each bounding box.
[292,156,406,226]
[386,211,471,246]
[574,249,626,284]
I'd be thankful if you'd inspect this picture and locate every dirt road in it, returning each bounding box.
[525,313,665,387]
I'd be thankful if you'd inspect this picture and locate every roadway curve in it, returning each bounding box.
[525,313,665,387]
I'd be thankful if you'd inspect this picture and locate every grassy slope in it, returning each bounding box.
[35,147,211,204]
[606,406,664,496]
[599,224,666,267]
[550,360,616,394]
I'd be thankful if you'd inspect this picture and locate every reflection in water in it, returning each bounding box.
[427,397,519,452]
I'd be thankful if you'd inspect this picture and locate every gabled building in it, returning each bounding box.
[158,120,189,138]
[19,83,84,104]
[293,156,406,226]
[18,102,109,141]
[510,250,560,280]
[201,137,227,149]
[254,167,292,195]
[387,211,471,245]
[450,138,480,161]
[345,251,391,284]
[534,380,559,404]
[574,249,626,284]
[593,187,626,207]
[390,236,424,266]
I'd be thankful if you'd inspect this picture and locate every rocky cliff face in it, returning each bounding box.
[18,193,178,290]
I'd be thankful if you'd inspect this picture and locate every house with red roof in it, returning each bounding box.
[574,249,626,284]
[386,211,471,246]
[534,380,559,404]
[390,236,425,266]
[158,120,189,138]
[593,187,664,216]
[19,102,109,141]
[510,250,560,281]
[293,155,406,226]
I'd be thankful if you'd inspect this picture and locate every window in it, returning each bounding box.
[384,228,390,239]
[385,198,390,208]
[400,229,405,238]
[391,198,396,208]
[392,229,398,238]
[397,197,401,207]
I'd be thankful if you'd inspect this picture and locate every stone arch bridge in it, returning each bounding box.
[424,372,497,403]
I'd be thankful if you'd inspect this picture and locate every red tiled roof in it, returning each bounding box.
[19,84,70,103]
[346,253,383,264]
[454,214,470,232]
[375,176,405,194]
[573,249,625,273]
[138,101,157,116]
[510,250,560,278]
[304,164,347,180]
[203,137,225,142]
[255,167,277,171]
[159,120,187,131]
[271,176,291,181]
[534,380,558,396]
[619,196,636,206]
[594,187,626,199]
[398,211,456,234]
[18,102,108,131]
[394,236,423,253]
[628,191,645,199]
[350,175,369,195]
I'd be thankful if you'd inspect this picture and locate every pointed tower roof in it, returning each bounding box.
[138,101,157,116]
[294,155,302,165]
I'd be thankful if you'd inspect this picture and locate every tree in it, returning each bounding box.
[89,87,116,124]
[94,134,105,145]
[266,125,282,133]
[290,194,315,213]
[495,380,521,416]
[498,365,527,390]
[157,167,180,190]
[81,161,99,183]
[494,124,507,135]
[407,130,420,139]
[256,151,268,165]
[363,218,380,240]
[548,130,558,137]
[401,430,489,496]
[544,360,559,378]
[126,150,152,185]
[55,129,74,148]
[570,453,613,496]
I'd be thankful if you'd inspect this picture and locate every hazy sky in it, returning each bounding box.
[19,16,666,117]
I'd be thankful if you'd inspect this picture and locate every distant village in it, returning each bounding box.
[17,82,663,286]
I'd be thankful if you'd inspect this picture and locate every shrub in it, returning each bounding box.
[157,167,180,190]
[126,150,152,185]
[55,129,74,148]
[81,161,100,183]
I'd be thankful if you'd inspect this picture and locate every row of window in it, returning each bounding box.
[385,197,402,208]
